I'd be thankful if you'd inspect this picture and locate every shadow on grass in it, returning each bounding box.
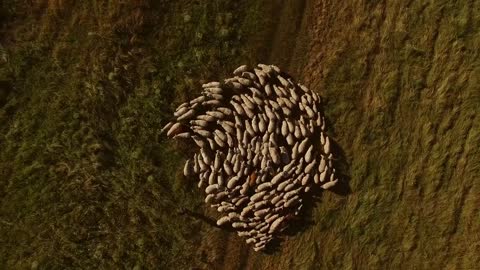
[265,123,352,253]
[178,207,244,234]
[329,137,352,196]
[321,96,352,196]
[264,191,320,254]
[178,207,222,229]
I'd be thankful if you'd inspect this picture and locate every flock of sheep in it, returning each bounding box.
[162,64,338,251]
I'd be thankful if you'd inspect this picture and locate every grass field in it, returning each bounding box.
[1,0,479,269]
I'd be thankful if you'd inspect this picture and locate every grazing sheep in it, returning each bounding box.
[324,136,331,154]
[233,65,248,75]
[227,176,240,189]
[270,171,286,185]
[163,64,339,252]
[305,145,314,163]
[166,122,182,137]
[321,179,338,190]
[205,184,219,194]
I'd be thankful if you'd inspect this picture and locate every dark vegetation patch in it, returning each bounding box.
[0,0,277,268]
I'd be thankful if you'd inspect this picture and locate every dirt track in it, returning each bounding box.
[198,0,480,269]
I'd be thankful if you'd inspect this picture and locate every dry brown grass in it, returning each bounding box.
[200,0,480,269]
[0,0,478,269]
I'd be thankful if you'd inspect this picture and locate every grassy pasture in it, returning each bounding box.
[0,0,479,269]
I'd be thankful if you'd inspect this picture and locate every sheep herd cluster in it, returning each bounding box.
[162,64,338,251]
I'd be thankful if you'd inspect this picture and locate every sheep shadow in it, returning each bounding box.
[264,114,352,253]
